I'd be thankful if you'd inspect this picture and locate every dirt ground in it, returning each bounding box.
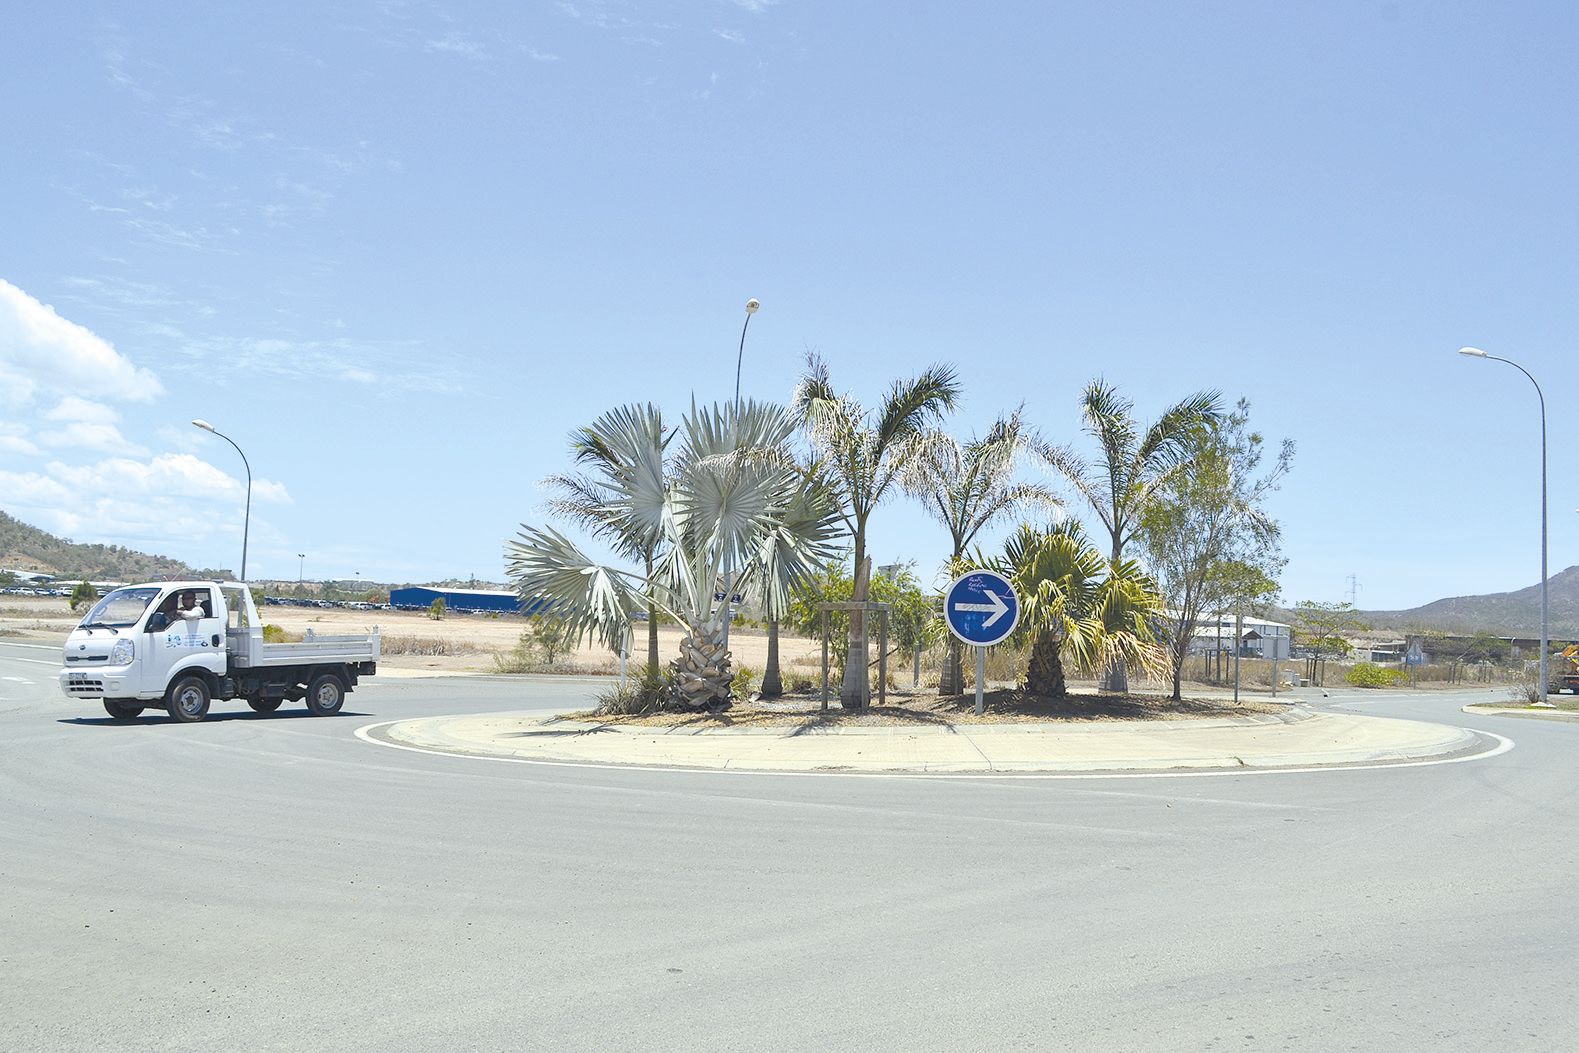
[580,687,1286,727]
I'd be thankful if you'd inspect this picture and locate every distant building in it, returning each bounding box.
[388,586,549,615]
[1178,613,1293,660]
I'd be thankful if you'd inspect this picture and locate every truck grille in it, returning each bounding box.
[63,676,106,695]
[66,655,108,663]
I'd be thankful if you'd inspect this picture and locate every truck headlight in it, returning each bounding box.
[110,638,135,666]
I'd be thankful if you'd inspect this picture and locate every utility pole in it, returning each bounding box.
[1346,573,1360,606]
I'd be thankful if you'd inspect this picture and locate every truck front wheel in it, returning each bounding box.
[305,674,345,717]
[103,699,144,721]
[167,676,211,723]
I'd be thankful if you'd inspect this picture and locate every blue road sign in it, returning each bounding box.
[944,569,1020,647]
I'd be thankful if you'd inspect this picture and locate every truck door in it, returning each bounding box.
[142,587,226,696]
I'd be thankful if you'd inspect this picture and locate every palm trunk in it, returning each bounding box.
[1026,628,1067,698]
[760,616,783,697]
[644,552,660,675]
[839,550,871,711]
[938,639,965,696]
[670,620,733,712]
[1101,541,1130,694]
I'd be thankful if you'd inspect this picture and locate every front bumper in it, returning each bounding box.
[59,667,136,699]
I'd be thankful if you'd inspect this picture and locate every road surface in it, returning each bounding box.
[2,638,1573,1051]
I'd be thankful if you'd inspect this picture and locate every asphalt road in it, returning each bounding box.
[3,637,1576,1051]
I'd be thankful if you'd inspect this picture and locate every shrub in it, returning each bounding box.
[429,597,446,620]
[732,664,758,699]
[594,667,670,716]
[262,624,302,643]
[69,580,96,611]
[1346,662,1407,688]
[790,676,815,693]
[381,635,480,656]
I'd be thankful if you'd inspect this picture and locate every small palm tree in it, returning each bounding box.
[1039,380,1222,692]
[508,401,841,711]
[542,403,671,674]
[794,353,961,710]
[992,523,1168,698]
[904,408,1059,695]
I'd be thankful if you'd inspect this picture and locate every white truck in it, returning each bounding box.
[59,580,379,722]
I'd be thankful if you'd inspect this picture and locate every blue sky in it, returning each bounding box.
[2,1,1576,608]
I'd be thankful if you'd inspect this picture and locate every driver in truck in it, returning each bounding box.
[171,591,204,624]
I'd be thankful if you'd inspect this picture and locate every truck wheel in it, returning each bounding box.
[103,699,144,721]
[247,697,282,714]
[305,674,345,716]
[166,676,211,723]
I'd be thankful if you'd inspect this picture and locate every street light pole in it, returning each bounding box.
[733,298,760,411]
[723,298,760,654]
[298,553,305,584]
[193,419,252,583]
[1458,347,1549,705]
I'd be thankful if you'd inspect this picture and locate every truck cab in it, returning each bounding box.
[60,581,378,722]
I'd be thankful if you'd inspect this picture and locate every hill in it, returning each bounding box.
[1358,565,1579,638]
[0,510,229,583]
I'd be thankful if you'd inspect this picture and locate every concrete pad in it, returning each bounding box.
[371,707,1482,775]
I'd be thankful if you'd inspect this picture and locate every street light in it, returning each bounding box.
[1458,347,1550,705]
[733,298,760,411]
[192,419,252,583]
[297,553,305,584]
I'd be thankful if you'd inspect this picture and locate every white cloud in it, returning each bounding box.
[46,396,121,424]
[727,0,779,12]
[38,421,145,455]
[713,28,745,43]
[0,435,42,456]
[45,453,290,505]
[0,279,164,402]
[427,33,486,58]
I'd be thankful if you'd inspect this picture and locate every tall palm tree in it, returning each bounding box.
[794,353,961,710]
[903,408,1059,695]
[1039,380,1222,692]
[991,522,1169,698]
[508,400,841,711]
[542,403,671,674]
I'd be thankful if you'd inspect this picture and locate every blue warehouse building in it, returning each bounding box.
[389,586,548,614]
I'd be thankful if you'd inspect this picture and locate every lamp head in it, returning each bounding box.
[745,298,760,314]
[191,418,216,432]
[1457,347,1488,358]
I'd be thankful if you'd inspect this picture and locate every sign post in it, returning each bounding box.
[943,570,1020,715]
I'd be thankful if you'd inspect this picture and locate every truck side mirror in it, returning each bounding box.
[148,612,169,633]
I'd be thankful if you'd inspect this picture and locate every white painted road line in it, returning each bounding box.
[0,642,62,651]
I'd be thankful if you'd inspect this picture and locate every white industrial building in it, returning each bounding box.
[1178,613,1293,660]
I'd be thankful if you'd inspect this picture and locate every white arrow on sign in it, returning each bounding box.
[952,588,1009,628]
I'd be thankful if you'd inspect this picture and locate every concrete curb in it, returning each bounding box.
[365,708,1484,776]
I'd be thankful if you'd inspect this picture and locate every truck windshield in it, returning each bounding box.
[79,587,161,628]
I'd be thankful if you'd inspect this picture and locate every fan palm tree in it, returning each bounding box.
[903,408,1059,695]
[542,403,671,674]
[794,353,961,710]
[991,522,1168,698]
[1039,380,1222,692]
[508,400,841,711]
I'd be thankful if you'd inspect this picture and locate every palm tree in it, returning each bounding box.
[508,400,841,711]
[903,408,1059,695]
[542,403,671,674]
[1039,380,1222,692]
[794,353,961,710]
[992,523,1169,698]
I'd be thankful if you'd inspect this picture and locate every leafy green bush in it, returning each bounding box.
[1346,662,1407,688]
[262,624,302,643]
[732,664,758,699]
[69,580,96,611]
[429,597,446,620]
